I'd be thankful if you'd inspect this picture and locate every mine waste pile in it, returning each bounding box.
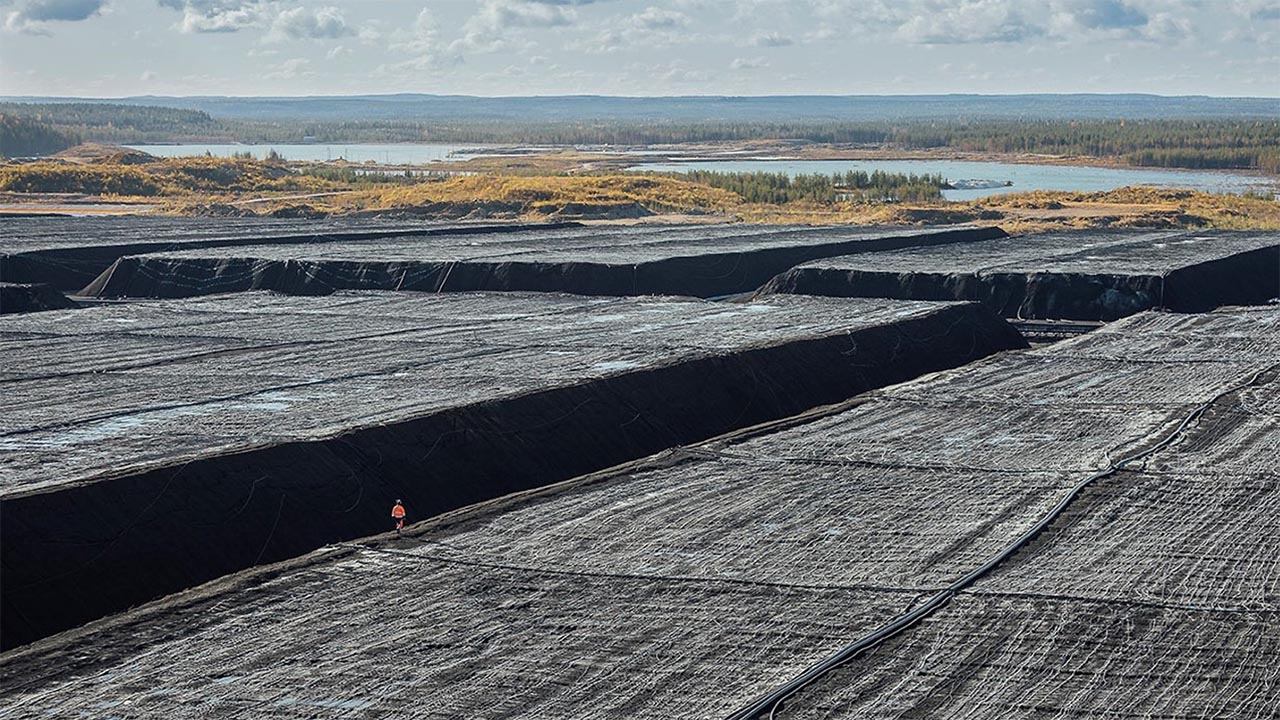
[0,214,556,291]
[0,290,1022,649]
[76,224,1004,299]
[0,283,76,314]
[762,229,1280,321]
[3,215,1280,719]
[2,305,1277,718]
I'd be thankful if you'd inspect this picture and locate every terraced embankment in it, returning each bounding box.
[0,283,77,314]
[0,291,1022,649]
[762,229,1280,320]
[80,224,1005,299]
[2,306,1273,718]
[0,215,561,291]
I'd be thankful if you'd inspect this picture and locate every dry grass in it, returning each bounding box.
[977,187,1280,232]
[0,157,342,196]
[736,187,1280,233]
[334,173,741,217]
[1,156,1276,231]
[429,152,602,175]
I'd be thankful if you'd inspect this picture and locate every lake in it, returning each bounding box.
[631,159,1275,200]
[126,144,1277,199]
[127,143,488,164]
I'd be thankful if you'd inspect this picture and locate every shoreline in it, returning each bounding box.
[107,141,1280,181]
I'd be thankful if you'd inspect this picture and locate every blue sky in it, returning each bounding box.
[1,0,1277,97]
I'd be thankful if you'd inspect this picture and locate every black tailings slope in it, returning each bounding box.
[0,292,1024,649]
[5,308,1276,719]
[81,225,1006,299]
[761,230,1280,321]
[0,215,575,291]
[0,283,77,314]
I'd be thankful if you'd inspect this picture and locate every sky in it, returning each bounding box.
[0,0,1277,97]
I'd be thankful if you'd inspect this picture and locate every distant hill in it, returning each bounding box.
[2,96,1276,172]
[2,94,1276,122]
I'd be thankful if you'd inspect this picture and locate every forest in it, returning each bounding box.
[1,101,1277,173]
[0,113,80,158]
[678,170,946,204]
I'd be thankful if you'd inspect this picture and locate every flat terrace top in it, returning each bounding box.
[0,215,461,255]
[0,290,959,497]
[787,229,1280,275]
[772,314,1280,719]
[118,223,983,265]
[5,306,1277,718]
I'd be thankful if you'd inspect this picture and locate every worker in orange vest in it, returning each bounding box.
[391,499,406,533]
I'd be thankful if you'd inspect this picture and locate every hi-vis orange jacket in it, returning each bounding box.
[391,504,406,519]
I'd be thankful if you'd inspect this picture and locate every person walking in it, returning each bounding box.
[391,499,406,533]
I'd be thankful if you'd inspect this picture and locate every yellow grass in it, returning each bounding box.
[735,187,1280,232]
[0,157,341,196]
[976,187,1280,232]
[1,157,1276,232]
[342,174,741,215]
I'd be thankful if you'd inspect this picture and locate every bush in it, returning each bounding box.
[0,164,161,195]
[676,169,947,204]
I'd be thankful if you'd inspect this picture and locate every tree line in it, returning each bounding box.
[674,170,946,204]
[0,113,80,158]
[2,101,1277,173]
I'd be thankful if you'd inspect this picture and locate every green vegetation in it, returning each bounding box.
[297,165,452,185]
[928,119,1279,173]
[675,170,946,204]
[2,101,1278,173]
[0,103,216,143]
[0,114,79,158]
[1124,148,1280,174]
[0,157,338,195]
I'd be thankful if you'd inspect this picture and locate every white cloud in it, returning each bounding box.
[391,7,436,54]
[4,0,104,33]
[384,8,460,72]
[627,6,688,30]
[897,0,1045,44]
[1052,0,1147,32]
[3,0,1274,96]
[657,60,712,84]
[267,4,352,41]
[752,31,793,46]
[158,0,261,34]
[1140,11,1190,42]
[1248,1,1280,21]
[264,56,309,79]
[478,0,575,29]
[449,0,577,53]
[730,56,769,69]
[576,27,623,52]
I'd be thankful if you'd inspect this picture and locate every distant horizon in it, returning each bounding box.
[7,93,1274,125]
[6,92,1280,101]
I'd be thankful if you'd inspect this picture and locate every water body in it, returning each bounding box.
[127,143,487,164]
[126,144,1276,199]
[631,159,1276,200]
